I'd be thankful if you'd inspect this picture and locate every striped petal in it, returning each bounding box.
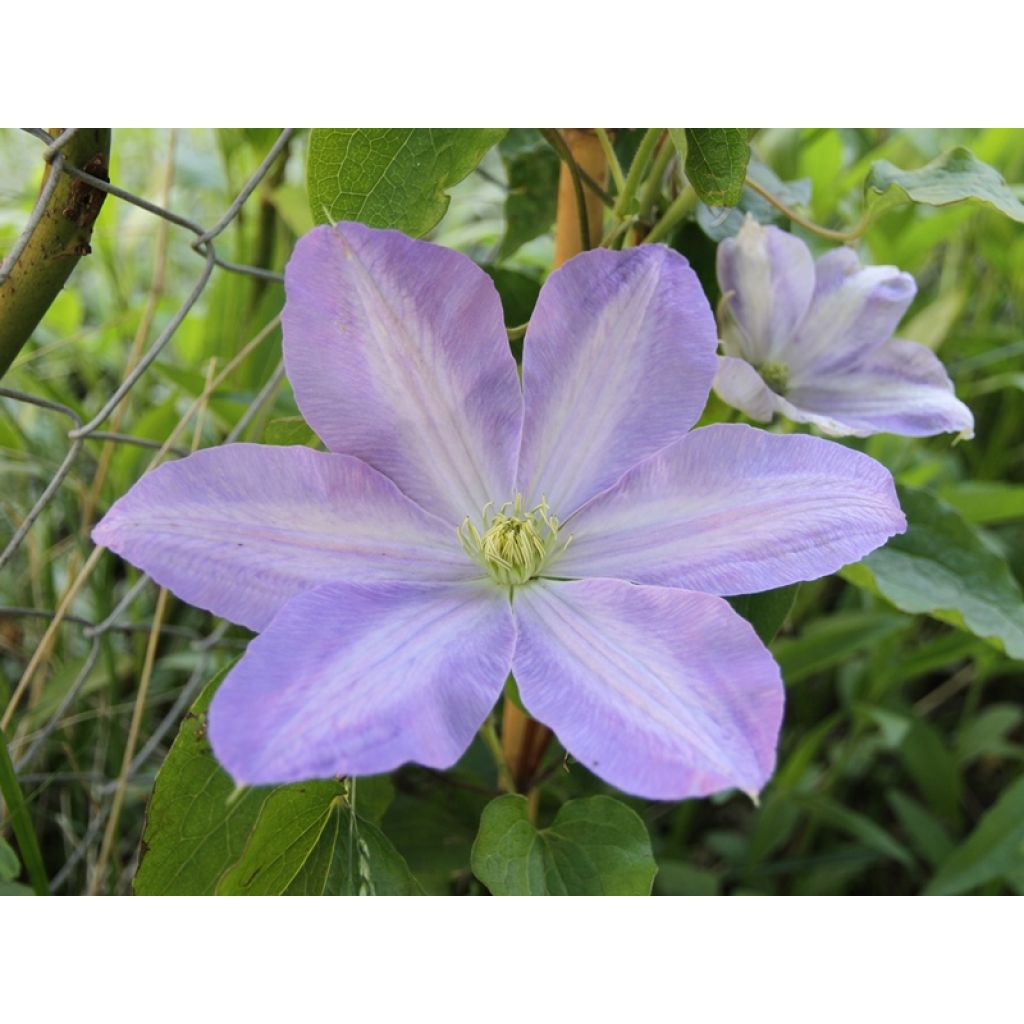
[92,444,470,631]
[717,218,815,365]
[516,245,717,518]
[790,249,916,375]
[554,424,906,595]
[210,582,515,785]
[283,223,522,525]
[513,578,783,800]
[787,338,975,439]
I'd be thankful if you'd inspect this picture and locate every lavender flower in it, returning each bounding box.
[715,217,975,439]
[93,223,905,801]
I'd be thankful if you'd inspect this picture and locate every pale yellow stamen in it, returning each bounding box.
[759,360,790,395]
[458,494,569,587]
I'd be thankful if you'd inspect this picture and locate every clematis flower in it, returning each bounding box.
[93,223,906,801]
[714,217,975,439]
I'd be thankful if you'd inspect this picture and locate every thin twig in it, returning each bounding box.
[744,176,870,243]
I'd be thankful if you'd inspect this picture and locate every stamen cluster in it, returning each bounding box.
[758,361,790,395]
[459,495,565,586]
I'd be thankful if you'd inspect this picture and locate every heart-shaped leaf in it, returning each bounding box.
[471,794,656,895]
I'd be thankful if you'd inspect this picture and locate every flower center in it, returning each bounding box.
[458,495,565,586]
[758,360,790,395]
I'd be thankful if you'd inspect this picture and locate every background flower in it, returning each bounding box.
[715,217,975,439]
[95,223,905,801]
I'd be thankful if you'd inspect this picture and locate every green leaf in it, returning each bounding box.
[0,725,49,895]
[324,813,423,896]
[899,718,962,824]
[666,129,688,164]
[925,775,1024,895]
[0,879,34,896]
[382,784,490,895]
[841,487,1024,659]
[263,415,318,447]
[728,584,799,644]
[886,790,954,868]
[134,662,274,896]
[866,147,1024,223]
[497,129,559,259]
[134,663,414,896]
[680,129,751,207]
[351,775,396,826]
[307,128,506,235]
[481,266,542,327]
[772,612,911,684]
[471,794,656,895]
[799,795,914,868]
[653,860,721,896]
[216,778,419,896]
[216,781,344,896]
[955,704,1024,767]
[696,157,811,242]
[937,481,1024,525]
[0,836,20,881]
[900,289,965,351]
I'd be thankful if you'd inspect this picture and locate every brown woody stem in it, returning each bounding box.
[0,129,112,379]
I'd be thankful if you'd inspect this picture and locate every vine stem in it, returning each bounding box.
[613,128,661,223]
[635,133,675,223]
[744,176,871,242]
[644,185,698,244]
[480,716,515,794]
[594,127,626,193]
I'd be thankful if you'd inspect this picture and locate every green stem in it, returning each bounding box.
[0,727,50,895]
[480,715,515,794]
[644,185,698,244]
[744,176,870,242]
[636,134,676,221]
[0,129,112,380]
[594,128,626,194]
[613,128,662,220]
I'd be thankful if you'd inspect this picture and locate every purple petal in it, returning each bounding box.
[209,582,515,785]
[790,250,916,375]
[513,578,783,800]
[787,338,975,439]
[283,223,522,525]
[717,218,815,365]
[92,444,471,632]
[714,354,856,435]
[554,424,906,595]
[516,245,717,518]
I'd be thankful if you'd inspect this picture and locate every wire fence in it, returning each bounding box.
[0,128,296,892]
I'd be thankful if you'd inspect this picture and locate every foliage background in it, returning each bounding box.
[1,128,1022,895]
